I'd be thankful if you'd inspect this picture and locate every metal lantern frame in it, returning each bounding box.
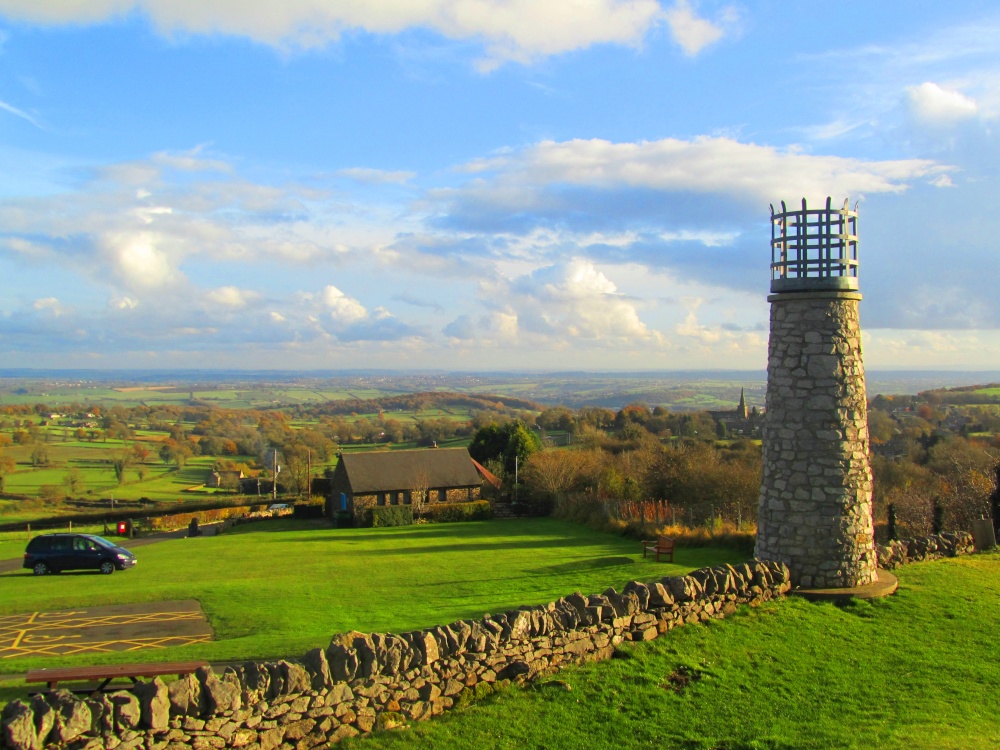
[770,197,859,293]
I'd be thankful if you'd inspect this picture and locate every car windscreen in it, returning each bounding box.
[91,536,119,549]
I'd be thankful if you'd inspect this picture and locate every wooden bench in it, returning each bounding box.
[26,660,208,693]
[641,536,675,563]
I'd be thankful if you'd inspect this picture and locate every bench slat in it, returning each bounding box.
[26,661,208,689]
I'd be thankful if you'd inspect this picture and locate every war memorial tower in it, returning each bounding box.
[755,198,879,588]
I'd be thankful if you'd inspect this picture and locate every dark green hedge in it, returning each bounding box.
[425,500,493,523]
[369,505,414,527]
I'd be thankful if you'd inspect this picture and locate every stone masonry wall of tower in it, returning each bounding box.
[755,292,878,588]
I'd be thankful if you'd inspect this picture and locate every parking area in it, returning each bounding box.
[0,600,213,659]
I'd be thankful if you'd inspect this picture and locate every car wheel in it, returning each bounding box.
[99,560,115,575]
[32,561,49,576]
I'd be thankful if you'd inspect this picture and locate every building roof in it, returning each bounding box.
[339,448,482,494]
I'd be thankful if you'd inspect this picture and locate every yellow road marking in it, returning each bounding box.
[1,634,211,658]
[0,606,212,658]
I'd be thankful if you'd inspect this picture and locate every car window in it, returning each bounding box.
[51,537,72,551]
[74,537,99,551]
[27,537,50,552]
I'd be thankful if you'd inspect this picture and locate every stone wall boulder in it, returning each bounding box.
[303,647,333,690]
[168,673,203,716]
[1,701,38,750]
[132,677,169,732]
[198,667,241,715]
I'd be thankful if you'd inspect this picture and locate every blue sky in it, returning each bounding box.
[0,0,998,371]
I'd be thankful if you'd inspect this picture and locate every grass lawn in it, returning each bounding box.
[342,551,1000,750]
[0,518,740,677]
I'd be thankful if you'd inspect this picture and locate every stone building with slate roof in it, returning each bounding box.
[328,447,484,520]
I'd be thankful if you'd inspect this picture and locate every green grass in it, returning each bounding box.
[0,518,739,677]
[342,552,1000,750]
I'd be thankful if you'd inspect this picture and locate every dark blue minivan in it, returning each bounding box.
[24,533,137,575]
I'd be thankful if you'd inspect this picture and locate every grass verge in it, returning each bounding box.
[0,518,741,677]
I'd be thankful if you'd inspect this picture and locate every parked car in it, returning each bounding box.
[23,533,137,575]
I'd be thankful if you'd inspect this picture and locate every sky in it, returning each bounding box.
[0,1,999,372]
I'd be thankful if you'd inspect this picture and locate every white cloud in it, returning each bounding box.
[675,298,720,343]
[32,297,61,315]
[665,0,727,56]
[104,232,178,288]
[0,97,41,128]
[500,258,656,342]
[322,284,368,323]
[111,295,138,310]
[929,174,955,188]
[338,168,416,185]
[907,82,979,125]
[864,329,1000,369]
[151,149,233,173]
[207,285,255,308]
[0,0,665,68]
[449,136,948,211]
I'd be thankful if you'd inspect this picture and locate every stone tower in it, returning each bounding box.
[755,198,878,588]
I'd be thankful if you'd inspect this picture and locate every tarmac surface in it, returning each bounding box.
[0,600,213,660]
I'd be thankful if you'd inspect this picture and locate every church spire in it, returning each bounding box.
[738,388,748,420]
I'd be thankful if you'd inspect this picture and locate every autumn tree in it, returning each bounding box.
[0,452,15,492]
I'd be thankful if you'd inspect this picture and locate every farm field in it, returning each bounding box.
[344,551,1000,750]
[0,518,742,678]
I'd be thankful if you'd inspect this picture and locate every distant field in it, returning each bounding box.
[0,374,773,411]
[0,385,388,409]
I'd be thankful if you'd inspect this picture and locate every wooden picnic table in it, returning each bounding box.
[26,660,208,692]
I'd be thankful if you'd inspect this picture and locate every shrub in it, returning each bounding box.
[425,500,493,523]
[369,505,414,527]
[292,502,325,519]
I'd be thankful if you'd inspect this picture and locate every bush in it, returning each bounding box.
[292,502,325,519]
[369,505,414,527]
[425,500,493,523]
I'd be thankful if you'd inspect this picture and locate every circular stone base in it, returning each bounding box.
[792,569,898,602]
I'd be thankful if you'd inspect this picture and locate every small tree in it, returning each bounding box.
[64,467,84,496]
[469,420,542,476]
[30,446,49,467]
[410,470,430,517]
[111,451,131,485]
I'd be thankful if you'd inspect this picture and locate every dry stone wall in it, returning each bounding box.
[876,531,974,569]
[757,292,878,588]
[2,560,792,750]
